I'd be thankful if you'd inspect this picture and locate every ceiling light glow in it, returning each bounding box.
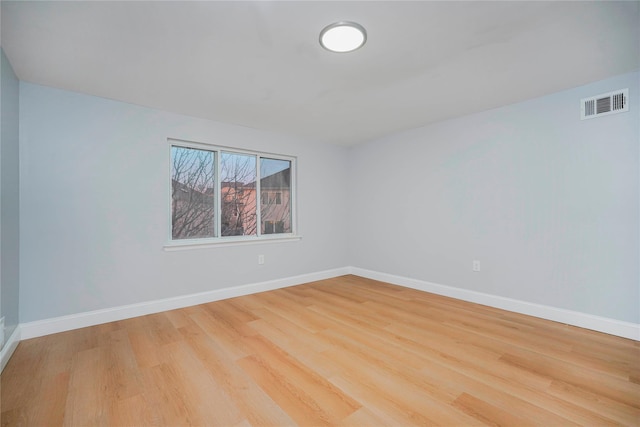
[320,22,367,53]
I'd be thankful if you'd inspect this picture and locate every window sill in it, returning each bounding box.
[163,235,302,251]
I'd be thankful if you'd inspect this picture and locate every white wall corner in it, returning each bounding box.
[348,267,640,341]
[19,267,351,340]
[1,325,21,373]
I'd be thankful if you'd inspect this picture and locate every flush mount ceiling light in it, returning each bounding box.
[319,21,367,53]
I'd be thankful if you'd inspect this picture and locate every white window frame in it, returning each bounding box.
[165,138,300,250]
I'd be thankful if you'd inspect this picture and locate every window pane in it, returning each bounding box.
[221,152,257,236]
[260,158,292,234]
[171,146,216,239]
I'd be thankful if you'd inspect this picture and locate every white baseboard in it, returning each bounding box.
[349,267,640,341]
[1,325,21,373]
[20,267,350,340]
[15,265,640,342]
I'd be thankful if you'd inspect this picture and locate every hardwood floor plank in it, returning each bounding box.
[418,347,621,426]
[105,329,145,401]
[128,328,163,369]
[189,309,253,361]
[335,407,390,427]
[179,321,297,427]
[21,371,69,427]
[298,287,392,330]
[108,394,157,427]
[500,351,640,409]
[63,346,110,426]
[162,307,196,329]
[238,334,361,425]
[383,321,554,390]
[247,318,340,378]
[327,372,450,426]
[161,340,246,426]
[141,362,202,426]
[546,380,640,425]
[2,275,639,426]
[452,392,538,427]
[237,353,339,426]
[328,364,487,426]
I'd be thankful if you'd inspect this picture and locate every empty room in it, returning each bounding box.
[1,1,639,425]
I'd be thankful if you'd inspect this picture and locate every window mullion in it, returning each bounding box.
[256,156,262,237]
[215,150,221,237]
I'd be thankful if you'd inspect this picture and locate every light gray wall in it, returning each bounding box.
[19,82,349,323]
[1,48,20,340]
[348,72,639,324]
[16,72,640,326]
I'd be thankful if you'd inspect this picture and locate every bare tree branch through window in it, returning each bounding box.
[171,146,216,239]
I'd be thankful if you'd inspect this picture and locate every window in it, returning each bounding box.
[170,146,216,240]
[220,151,256,237]
[169,140,295,245]
[260,158,292,235]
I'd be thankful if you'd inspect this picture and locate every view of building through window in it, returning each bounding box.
[220,152,257,236]
[260,158,292,235]
[171,143,293,241]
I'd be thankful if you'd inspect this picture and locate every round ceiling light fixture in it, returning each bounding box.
[319,21,367,53]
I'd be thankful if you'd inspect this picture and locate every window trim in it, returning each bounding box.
[165,138,299,249]
[164,234,302,251]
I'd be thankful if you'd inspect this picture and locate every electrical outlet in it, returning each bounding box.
[473,260,481,272]
[258,254,265,265]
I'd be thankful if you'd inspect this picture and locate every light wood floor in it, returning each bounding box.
[2,275,639,426]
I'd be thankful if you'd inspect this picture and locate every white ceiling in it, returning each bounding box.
[2,1,639,146]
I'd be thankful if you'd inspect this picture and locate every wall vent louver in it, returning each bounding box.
[581,88,628,120]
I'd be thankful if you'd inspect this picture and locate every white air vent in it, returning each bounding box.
[581,89,628,120]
